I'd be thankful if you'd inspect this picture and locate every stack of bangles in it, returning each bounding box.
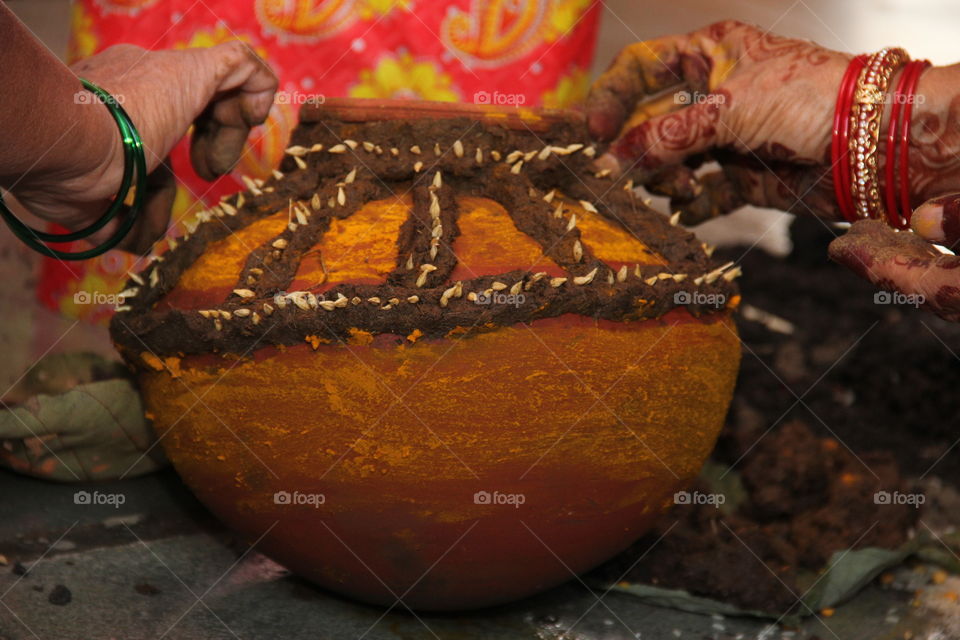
[0,78,145,260]
[832,48,931,229]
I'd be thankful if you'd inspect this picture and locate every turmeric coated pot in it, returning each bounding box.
[111,100,741,610]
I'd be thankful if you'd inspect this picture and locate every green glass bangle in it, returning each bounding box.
[0,78,146,260]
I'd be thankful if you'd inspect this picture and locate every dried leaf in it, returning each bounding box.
[0,354,164,482]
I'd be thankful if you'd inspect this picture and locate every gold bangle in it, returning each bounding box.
[848,47,909,220]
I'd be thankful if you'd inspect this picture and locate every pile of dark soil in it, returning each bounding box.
[720,216,960,484]
[594,215,960,613]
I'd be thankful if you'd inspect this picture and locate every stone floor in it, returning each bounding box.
[0,467,937,640]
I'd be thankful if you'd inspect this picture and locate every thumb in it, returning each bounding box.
[910,193,960,250]
[188,41,278,180]
[608,95,727,169]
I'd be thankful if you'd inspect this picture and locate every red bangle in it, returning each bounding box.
[833,55,868,222]
[897,60,930,228]
[884,63,913,227]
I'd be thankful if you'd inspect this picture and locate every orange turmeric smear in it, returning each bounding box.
[163,356,183,378]
[839,472,860,486]
[146,309,740,490]
[158,193,669,318]
[159,211,290,311]
[138,353,183,379]
[620,92,678,133]
[445,325,471,338]
[347,328,374,346]
[822,438,840,452]
[140,351,165,372]
[448,196,565,281]
[291,196,410,292]
[572,203,667,270]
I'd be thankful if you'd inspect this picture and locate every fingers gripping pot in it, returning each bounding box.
[110,100,742,610]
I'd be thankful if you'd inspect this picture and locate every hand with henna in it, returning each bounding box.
[586,20,960,322]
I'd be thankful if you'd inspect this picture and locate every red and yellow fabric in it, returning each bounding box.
[40,0,601,321]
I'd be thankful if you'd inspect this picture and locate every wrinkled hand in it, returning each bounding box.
[12,42,277,254]
[587,20,960,322]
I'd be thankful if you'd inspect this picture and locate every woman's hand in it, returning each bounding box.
[587,20,960,321]
[8,40,277,254]
[586,20,852,219]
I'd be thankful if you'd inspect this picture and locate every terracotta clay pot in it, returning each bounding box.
[114,103,741,610]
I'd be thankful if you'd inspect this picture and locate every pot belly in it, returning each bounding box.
[142,309,740,610]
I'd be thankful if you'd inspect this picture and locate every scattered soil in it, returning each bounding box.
[720,216,960,483]
[47,584,71,606]
[134,582,160,596]
[594,215,960,613]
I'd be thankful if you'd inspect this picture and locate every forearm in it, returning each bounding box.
[0,4,118,192]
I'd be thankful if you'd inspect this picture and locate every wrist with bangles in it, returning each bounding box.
[832,47,931,229]
[0,78,145,260]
